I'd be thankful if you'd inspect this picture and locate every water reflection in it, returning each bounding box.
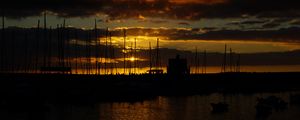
[2,92,300,120]
[97,92,300,120]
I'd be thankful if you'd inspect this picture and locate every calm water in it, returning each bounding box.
[5,91,299,120]
[97,92,300,120]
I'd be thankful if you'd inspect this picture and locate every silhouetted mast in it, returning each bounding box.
[88,31,92,75]
[149,42,152,73]
[65,20,71,74]
[229,48,232,72]
[0,14,4,72]
[23,31,29,73]
[74,29,78,74]
[62,21,66,73]
[129,42,133,74]
[123,29,126,74]
[109,32,114,74]
[48,26,52,69]
[156,38,160,69]
[43,12,47,69]
[94,19,99,75]
[236,54,241,72]
[35,20,40,73]
[85,30,90,74]
[79,30,83,74]
[202,50,207,74]
[11,30,15,73]
[105,28,108,75]
[134,38,137,74]
[56,24,61,70]
[195,47,198,74]
[222,44,227,72]
[1,13,3,30]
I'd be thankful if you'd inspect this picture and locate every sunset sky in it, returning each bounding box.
[1,0,300,73]
[3,0,300,53]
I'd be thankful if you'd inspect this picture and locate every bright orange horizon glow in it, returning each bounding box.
[101,36,300,53]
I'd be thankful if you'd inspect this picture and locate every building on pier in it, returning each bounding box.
[167,55,190,77]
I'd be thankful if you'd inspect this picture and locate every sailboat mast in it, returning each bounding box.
[195,47,198,74]
[222,44,227,72]
[61,24,66,73]
[0,14,4,72]
[35,20,40,73]
[109,32,113,74]
[203,50,207,74]
[43,12,47,69]
[56,24,61,69]
[123,29,126,74]
[88,31,92,75]
[156,38,160,69]
[229,48,232,72]
[149,42,152,73]
[24,31,28,73]
[105,28,108,75]
[129,42,133,75]
[94,19,99,75]
[237,54,241,72]
[134,38,137,74]
[65,20,71,73]
[11,29,15,73]
[48,26,52,68]
[74,29,78,74]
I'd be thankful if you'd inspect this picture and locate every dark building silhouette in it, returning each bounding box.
[167,55,190,77]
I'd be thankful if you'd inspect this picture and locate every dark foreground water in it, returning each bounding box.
[2,91,300,120]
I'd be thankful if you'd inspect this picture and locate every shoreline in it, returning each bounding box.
[0,72,300,103]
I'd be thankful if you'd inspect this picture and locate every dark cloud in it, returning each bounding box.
[184,27,300,41]
[227,19,269,26]
[272,18,291,23]
[2,0,300,20]
[240,20,269,25]
[108,27,300,42]
[149,20,168,24]
[256,18,292,29]
[228,18,293,29]
[201,27,218,31]
[3,26,300,47]
[261,22,281,28]
[97,19,104,22]
[178,22,190,26]
[76,26,299,42]
[290,19,300,25]
[138,19,168,24]
[227,21,241,25]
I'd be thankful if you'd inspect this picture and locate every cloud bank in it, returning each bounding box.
[2,0,300,20]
